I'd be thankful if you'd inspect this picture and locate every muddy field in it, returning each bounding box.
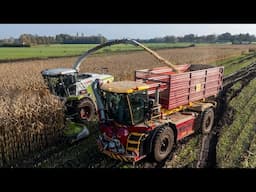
[1,44,256,167]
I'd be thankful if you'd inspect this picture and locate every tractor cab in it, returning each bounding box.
[100,81,149,126]
[94,81,155,161]
[41,68,77,98]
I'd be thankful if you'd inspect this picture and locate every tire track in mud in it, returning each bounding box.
[196,61,256,168]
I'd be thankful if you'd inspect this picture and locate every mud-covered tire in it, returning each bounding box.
[152,126,174,162]
[201,108,214,134]
[77,98,96,122]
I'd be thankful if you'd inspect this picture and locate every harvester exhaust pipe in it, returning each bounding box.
[92,79,106,123]
[73,39,180,73]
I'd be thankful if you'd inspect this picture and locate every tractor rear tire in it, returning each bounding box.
[201,108,214,134]
[77,98,96,122]
[152,126,174,162]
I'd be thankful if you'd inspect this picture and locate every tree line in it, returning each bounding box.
[137,33,256,44]
[0,33,108,46]
[1,32,256,46]
[18,34,107,45]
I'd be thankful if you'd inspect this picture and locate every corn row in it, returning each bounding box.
[0,89,65,167]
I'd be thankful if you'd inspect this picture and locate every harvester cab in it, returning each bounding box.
[42,68,77,98]
[42,68,113,100]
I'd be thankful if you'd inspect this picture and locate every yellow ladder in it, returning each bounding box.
[126,132,145,153]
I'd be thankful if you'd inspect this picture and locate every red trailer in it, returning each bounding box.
[135,64,224,109]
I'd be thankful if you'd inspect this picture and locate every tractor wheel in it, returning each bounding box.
[201,108,214,134]
[152,126,174,162]
[77,98,96,122]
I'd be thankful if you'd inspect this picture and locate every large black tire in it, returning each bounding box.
[77,98,96,122]
[201,108,214,134]
[152,126,174,162]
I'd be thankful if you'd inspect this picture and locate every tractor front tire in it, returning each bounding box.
[152,126,174,162]
[77,98,96,122]
[201,108,214,134]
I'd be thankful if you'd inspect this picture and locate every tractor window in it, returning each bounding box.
[43,75,76,97]
[62,74,76,85]
[128,90,147,124]
[104,92,132,125]
[43,76,62,95]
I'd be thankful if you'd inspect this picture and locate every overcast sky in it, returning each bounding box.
[1,24,256,39]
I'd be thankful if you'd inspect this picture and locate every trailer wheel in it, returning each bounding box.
[152,126,174,162]
[77,98,96,122]
[201,108,214,134]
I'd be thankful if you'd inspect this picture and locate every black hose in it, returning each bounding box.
[91,79,106,123]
